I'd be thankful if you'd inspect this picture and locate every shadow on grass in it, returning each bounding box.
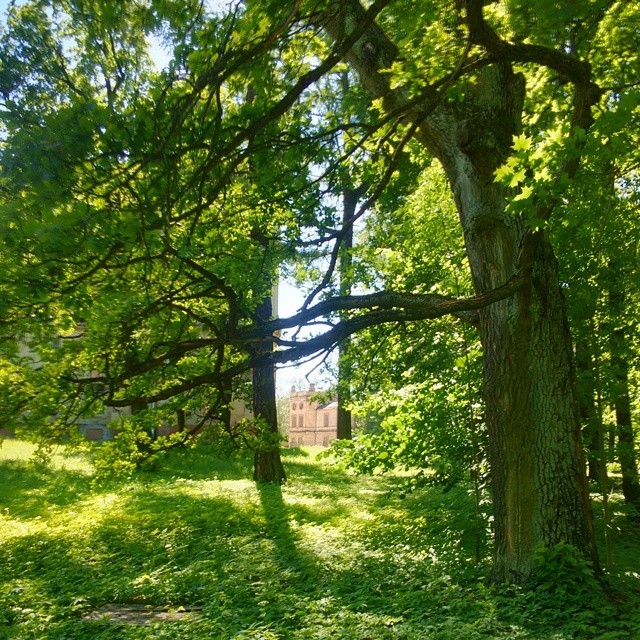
[0,450,386,636]
[138,445,255,482]
[141,444,342,485]
[3,443,640,639]
[0,458,92,519]
[280,446,310,458]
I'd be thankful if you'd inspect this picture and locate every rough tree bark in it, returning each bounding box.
[321,0,598,581]
[426,81,597,578]
[252,294,287,484]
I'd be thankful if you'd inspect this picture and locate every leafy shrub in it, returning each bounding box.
[523,543,615,632]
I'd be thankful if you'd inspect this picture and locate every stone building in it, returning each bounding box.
[288,384,338,447]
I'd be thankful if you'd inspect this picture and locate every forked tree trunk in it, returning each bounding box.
[321,0,598,581]
[252,294,286,484]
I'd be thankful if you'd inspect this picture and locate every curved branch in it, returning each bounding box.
[101,272,525,407]
[246,272,528,363]
[464,0,592,83]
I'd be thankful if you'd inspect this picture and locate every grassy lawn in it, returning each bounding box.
[1,439,639,639]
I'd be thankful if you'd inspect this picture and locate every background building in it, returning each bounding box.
[288,384,338,447]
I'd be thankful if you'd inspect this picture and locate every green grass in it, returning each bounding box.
[1,440,639,639]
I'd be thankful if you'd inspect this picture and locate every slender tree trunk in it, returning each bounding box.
[593,323,614,570]
[608,265,640,516]
[613,362,640,517]
[131,399,147,415]
[176,408,185,433]
[337,186,361,440]
[575,337,600,482]
[336,366,352,439]
[252,294,286,484]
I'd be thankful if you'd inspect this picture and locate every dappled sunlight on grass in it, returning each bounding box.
[0,440,96,536]
[1,441,640,638]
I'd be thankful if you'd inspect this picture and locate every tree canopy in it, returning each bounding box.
[0,0,513,436]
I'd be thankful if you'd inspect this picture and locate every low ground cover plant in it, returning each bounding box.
[1,440,639,639]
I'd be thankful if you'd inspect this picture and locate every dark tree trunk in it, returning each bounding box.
[176,409,186,433]
[613,363,640,516]
[131,399,147,415]
[252,294,286,484]
[337,186,361,440]
[575,337,600,482]
[608,266,640,516]
[336,400,352,441]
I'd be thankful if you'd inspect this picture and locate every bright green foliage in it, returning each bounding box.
[0,0,342,459]
[324,163,483,488]
[0,0,637,459]
[545,3,640,509]
[1,441,640,639]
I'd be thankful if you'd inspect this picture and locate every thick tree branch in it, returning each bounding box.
[101,272,525,407]
[464,0,593,82]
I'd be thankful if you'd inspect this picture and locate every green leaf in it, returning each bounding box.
[514,185,533,201]
[509,169,526,187]
[513,134,532,152]
[494,164,512,182]
[534,167,551,182]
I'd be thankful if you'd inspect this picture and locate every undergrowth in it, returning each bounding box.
[0,439,639,639]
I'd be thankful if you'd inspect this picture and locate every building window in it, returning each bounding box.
[323,436,329,447]
[299,416,304,428]
[298,402,304,410]
[323,412,329,427]
[291,415,297,429]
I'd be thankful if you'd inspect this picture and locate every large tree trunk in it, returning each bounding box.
[479,236,596,580]
[423,66,597,581]
[321,0,598,581]
[252,294,286,484]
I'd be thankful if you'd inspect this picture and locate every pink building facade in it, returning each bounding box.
[288,384,338,447]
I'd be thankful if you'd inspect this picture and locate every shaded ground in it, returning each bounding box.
[1,440,639,639]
